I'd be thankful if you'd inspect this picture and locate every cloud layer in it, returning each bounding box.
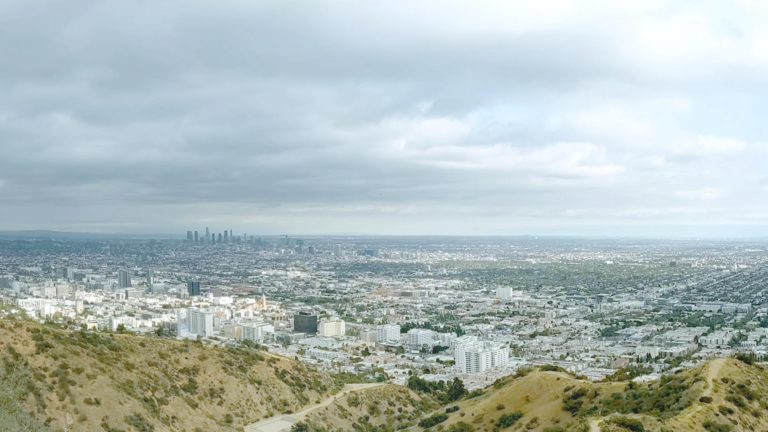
[1,0,767,236]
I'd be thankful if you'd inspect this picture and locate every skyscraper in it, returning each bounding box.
[194,231,199,242]
[186,231,193,241]
[117,270,131,288]
[187,281,201,296]
[205,227,210,243]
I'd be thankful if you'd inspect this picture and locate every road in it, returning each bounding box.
[243,383,385,432]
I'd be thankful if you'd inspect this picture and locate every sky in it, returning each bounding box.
[1,0,767,237]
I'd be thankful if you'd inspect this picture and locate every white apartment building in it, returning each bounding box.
[376,324,401,344]
[496,287,516,301]
[318,317,346,338]
[360,329,378,343]
[407,328,435,349]
[454,335,509,373]
[242,322,274,342]
[699,330,734,348]
[187,309,214,338]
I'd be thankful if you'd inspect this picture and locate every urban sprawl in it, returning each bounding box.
[2,233,767,390]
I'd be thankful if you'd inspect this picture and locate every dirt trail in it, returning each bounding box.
[244,383,385,432]
[588,359,727,431]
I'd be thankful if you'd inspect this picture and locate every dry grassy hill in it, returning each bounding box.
[4,317,767,432]
[0,319,334,432]
[413,359,768,432]
[301,384,437,431]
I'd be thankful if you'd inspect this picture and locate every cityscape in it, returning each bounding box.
[3,234,768,391]
[3,0,768,431]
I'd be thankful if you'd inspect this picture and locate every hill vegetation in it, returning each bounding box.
[410,358,768,432]
[0,319,333,431]
[5,317,768,432]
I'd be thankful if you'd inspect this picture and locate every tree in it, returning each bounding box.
[447,377,467,401]
[116,324,128,334]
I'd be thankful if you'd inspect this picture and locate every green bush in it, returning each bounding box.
[418,413,448,428]
[703,421,733,432]
[496,411,523,429]
[609,416,644,432]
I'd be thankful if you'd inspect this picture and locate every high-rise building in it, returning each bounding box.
[187,309,214,338]
[376,324,401,344]
[407,328,436,349]
[318,317,346,337]
[224,230,229,243]
[187,281,201,296]
[186,231,194,241]
[194,231,199,242]
[293,312,318,334]
[496,287,516,301]
[454,336,509,373]
[117,270,131,288]
[205,227,210,242]
[217,233,222,243]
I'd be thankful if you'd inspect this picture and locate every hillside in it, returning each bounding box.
[300,384,437,431]
[4,318,768,432]
[0,319,334,432]
[414,359,768,432]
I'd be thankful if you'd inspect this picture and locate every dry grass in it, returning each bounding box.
[0,319,334,431]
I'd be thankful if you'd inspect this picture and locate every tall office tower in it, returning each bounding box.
[205,227,210,242]
[217,233,222,243]
[194,231,199,242]
[117,270,131,288]
[186,231,194,241]
[187,281,201,296]
[293,312,319,334]
[146,270,154,288]
[223,230,229,243]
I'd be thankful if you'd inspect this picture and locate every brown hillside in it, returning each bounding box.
[418,359,768,432]
[0,319,334,432]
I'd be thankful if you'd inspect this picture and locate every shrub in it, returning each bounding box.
[446,422,475,432]
[609,416,644,432]
[418,413,448,428]
[703,421,733,432]
[496,411,523,429]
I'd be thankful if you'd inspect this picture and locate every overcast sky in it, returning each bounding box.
[1,0,767,237]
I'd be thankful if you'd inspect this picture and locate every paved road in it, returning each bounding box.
[244,383,385,432]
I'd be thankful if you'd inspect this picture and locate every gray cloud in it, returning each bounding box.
[1,0,767,236]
